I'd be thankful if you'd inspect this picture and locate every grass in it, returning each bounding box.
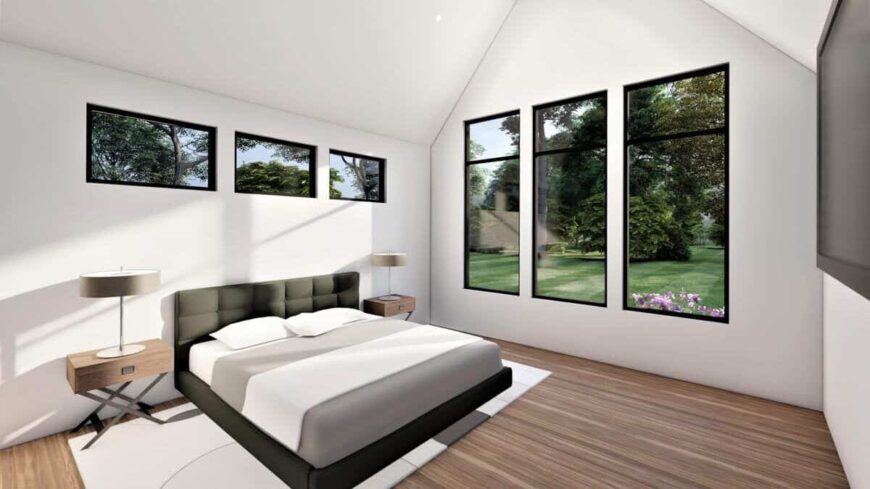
[535,254,605,303]
[627,246,725,310]
[468,246,725,311]
[468,252,519,293]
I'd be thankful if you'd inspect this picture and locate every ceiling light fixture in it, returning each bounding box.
[435,14,442,23]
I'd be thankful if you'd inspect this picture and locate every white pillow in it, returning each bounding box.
[284,308,379,337]
[210,316,290,350]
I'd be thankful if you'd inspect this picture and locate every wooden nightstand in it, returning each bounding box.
[67,338,173,449]
[363,295,416,319]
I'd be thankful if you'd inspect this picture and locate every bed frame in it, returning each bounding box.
[174,272,512,489]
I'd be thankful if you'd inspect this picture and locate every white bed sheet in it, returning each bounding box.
[189,339,239,385]
[189,313,382,385]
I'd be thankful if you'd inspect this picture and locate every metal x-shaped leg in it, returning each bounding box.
[75,373,167,450]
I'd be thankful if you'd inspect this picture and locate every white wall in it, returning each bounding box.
[824,274,870,488]
[430,0,822,408]
[0,42,430,448]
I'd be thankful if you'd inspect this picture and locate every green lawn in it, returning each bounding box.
[628,246,725,309]
[535,254,605,303]
[468,246,725,311]
[468,252,519,293]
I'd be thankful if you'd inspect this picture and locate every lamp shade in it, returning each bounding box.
[79,269,161,298]
[372,253,407,267]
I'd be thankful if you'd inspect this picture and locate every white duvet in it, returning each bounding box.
[238,325,481,452]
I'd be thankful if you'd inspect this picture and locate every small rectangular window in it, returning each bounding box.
[329,150,385,202]
[533,92,607,305]
[624,65,728,322]
[465,111,521,294]
[86,104,216,191]
[235,132,316,198]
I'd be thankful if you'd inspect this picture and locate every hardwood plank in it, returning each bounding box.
[399,339,849,489]
[0,341,848,489]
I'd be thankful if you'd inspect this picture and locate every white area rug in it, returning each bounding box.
[69,360,549,488]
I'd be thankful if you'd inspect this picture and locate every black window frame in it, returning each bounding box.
[463,109,521,296]
[532,91,608,307]
[622,63,730,324]
[86,104,217,191]
[328,149,387,203]
[234,131,317,198]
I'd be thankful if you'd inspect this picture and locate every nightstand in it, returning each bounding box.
[363,294,416,320]
[67,338,173,449]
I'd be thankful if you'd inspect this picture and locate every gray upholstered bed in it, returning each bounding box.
[174,272,512,489]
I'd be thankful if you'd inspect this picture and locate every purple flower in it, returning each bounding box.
[631,290,724,318]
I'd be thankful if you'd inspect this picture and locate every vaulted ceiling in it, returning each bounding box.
[701,0,834,71]
[0,0,834,144]
[0,0,515,144]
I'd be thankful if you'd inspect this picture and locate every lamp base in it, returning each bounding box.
[378,295,402,301]
[96,344,146,358]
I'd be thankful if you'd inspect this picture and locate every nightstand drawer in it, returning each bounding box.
[363,295,416,317]
[67,339,173,394]
[381,297,416,316]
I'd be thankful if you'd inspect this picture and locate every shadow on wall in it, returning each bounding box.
[0,196,374,449]
[0,280,86,447]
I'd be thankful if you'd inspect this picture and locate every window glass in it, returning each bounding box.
[467,114,520,161]
[329,151,384,202]
[625,67,728,321]
[236,133,315,197]
[533,93,607,305]
[466,159,520,293]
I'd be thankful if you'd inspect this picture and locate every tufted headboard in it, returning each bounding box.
[173,272,359,373]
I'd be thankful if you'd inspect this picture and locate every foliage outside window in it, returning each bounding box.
[329,150,385,202]
[465,111,520,294]
[625,65,728,321]
[87,105,215,190]
[235,133,316,198]
[533,93,607,305]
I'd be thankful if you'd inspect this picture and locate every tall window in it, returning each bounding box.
[465,111,520,294]
[329,150,385,202]
[624,65,728,322]
[533,92,607,305]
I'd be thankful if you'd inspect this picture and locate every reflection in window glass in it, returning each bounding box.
[467,114,520,161]
[329,150,385,202]
[625,66,728,321]
[465,111,520,294]
[467,160,520,293]
[533,93,607,304]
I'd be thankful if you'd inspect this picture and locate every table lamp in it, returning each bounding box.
[372,252,407,301]
[79,268,160,358]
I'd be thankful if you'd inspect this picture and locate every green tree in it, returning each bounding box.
[89,111,210,186]
[236,161,310,196]
[329,168,345,198]
[627,72,726,260]
[332,155,380,200]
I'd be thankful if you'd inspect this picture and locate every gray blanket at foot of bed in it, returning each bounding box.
[207,319,504,468]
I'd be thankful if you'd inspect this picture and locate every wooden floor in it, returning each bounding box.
[1,340,848,489]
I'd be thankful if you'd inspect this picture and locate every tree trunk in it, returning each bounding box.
[534,113,549,262]
[170,126,184,185]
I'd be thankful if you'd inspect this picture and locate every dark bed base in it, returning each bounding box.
[176,367,512,489]
[174,273,513,488]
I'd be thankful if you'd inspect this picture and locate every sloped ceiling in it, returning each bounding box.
[701,0,835,71]
[0,0,515,144]
[0,0,836,143]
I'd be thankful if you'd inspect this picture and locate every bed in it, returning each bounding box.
[174,272,512,489]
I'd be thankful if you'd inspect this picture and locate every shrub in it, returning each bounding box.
[631,290,725,318]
